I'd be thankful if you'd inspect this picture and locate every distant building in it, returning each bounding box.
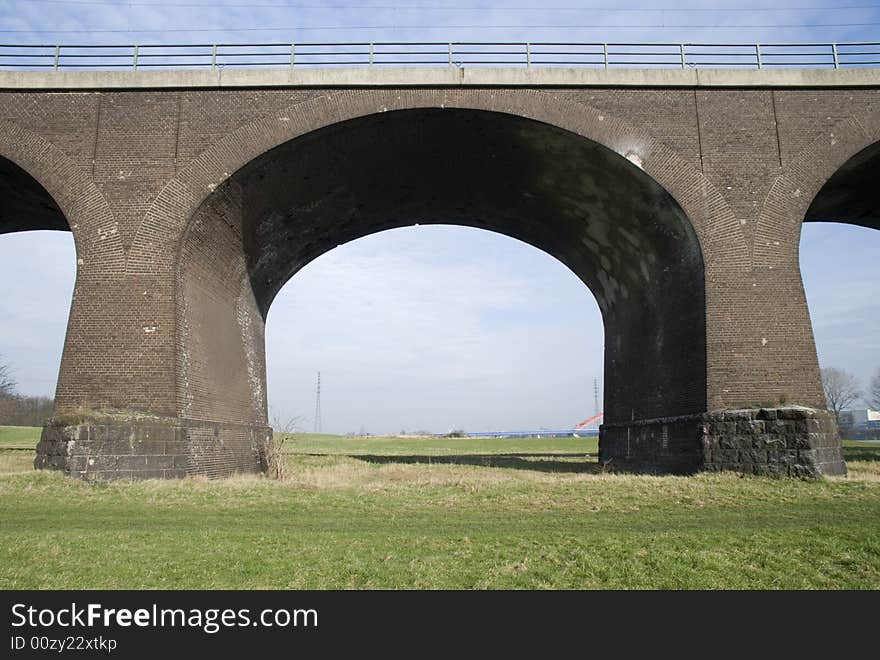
[839,409,880,429]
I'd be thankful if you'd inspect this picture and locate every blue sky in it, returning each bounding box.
[0,1,878,433]
[1,1,879,43]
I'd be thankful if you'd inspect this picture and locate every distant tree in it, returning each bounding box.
[0,355,15,398]
[0,357,55,426]
[870,368,880,410]
[0,357,18,424]
[821,367,862,426]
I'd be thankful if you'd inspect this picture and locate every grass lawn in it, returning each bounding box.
[0,428,878,589]
[0,425,43,448]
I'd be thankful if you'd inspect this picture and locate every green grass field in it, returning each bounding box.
[0,425,43,448]
[1,426,878,589]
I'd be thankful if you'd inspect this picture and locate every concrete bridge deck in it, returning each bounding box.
[1,66,879,89]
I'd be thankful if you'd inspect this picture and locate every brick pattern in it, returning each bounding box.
[183,423,267,479]
[177,178,267,425]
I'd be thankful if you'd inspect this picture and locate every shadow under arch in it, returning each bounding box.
[176,108,707,452]
[0,155,69,235]
[805,140,880,230]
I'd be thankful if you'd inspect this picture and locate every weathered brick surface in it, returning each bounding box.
[0,81,870,479]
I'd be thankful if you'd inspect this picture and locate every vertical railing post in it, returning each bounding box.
[448,42,453,65]
[526,42,530,67]
[603,42,608,68]
[53,45,60,70]
[756,43,762,69]
[369,42,374,66]
[211,44,217,70]
[290,43,295,68]
[832,43,839,69]
[132,45,139,71]
[680,43,686,69]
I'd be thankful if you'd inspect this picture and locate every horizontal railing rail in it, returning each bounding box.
[0,41,878,71]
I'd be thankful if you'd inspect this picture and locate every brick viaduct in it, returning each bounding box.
[0,66,877,479]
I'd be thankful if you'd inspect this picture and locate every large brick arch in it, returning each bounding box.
[136,90,746,424]
[0,119,122,267]
[175,106,715,429]
[130,89,743,276]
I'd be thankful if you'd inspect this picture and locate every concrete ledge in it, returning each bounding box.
[1,66,879,90]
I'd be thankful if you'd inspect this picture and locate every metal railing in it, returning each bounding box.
[0,41,878,71]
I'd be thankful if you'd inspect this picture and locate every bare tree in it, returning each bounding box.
[259,413,305,480]
[821,367,862,426]
[0,355,16,398]
[870,367,880,410]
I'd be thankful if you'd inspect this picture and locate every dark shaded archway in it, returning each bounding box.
[0,155,69,234]
[805,141,880,230]
[177,108,707,447]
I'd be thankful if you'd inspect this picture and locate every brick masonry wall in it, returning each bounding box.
[176,178,267,426]
[1,82,874,478]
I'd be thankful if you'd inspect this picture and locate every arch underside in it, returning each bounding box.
[178,108,707,428]
[805,141,880,230]
[0,155,68,234]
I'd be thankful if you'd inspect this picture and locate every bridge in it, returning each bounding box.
[1,41,877,479]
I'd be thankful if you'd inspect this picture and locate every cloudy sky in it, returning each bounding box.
[0,1,878,433]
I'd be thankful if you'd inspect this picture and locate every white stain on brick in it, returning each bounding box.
[97,223,119,241]
[624,151,642,169]
[236,284,265,417]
